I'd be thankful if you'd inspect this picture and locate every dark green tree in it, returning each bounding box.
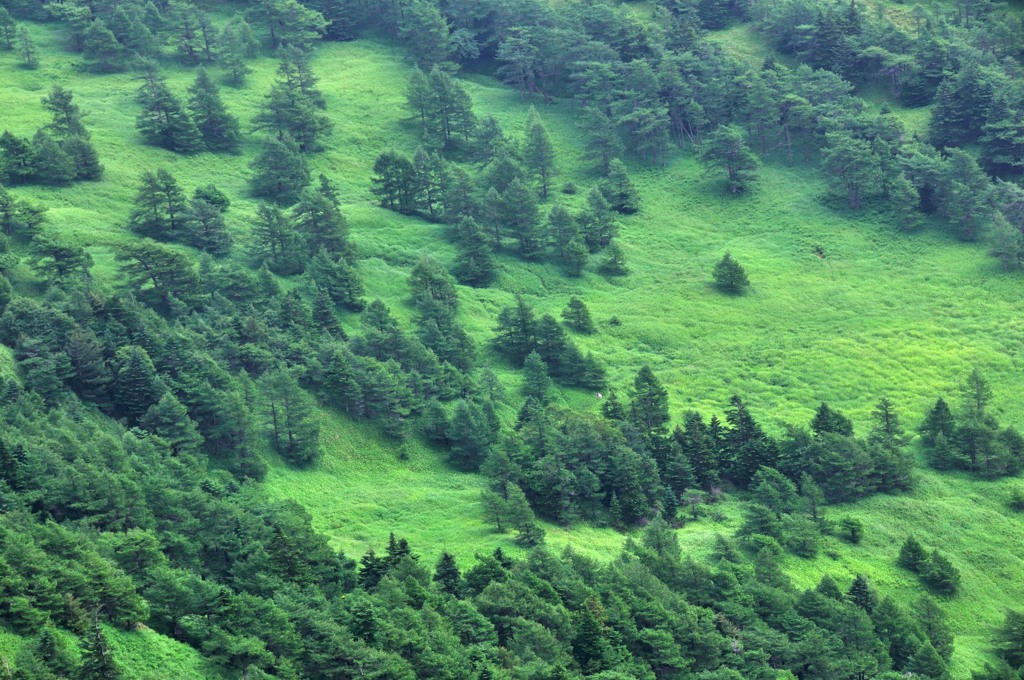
[699,124,760,194]
[260,366,321,466]
[187,69,241,152]
[712,252,749,293]
[127,169,188,241]
[561,297,595,334]
[135,68,204,153]
[249,135,310,204]
[522,106,555,198]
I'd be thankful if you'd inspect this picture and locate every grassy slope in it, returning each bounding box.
[2,19,1023,677]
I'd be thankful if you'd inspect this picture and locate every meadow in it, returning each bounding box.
[2,17,1023,677]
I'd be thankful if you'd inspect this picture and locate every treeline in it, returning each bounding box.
[0,396,971,680]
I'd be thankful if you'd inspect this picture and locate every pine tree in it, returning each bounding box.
[898,535,927,572]
[260,366,321,466]
[249,135,310,205]
[580,187,618,251]
[521,350,551,404]
[432,552,462,597]
[601,158,639,214]
[598,240,628,276]
[136,68,204,153]
[112,345,165,422]
[500,178,542,259]
[140,392,204,455]
[493,296,537,366]
[506,483,544,545]
[187,69,241,152]
[293,180,350,255]
[370,150,418,214]
[699,124,760,194]
[29,131,76,185]
[451,216,496,287]
[847,574,878,613]
[127,169,188,241]
[307,249,364,310]
[908,641,949,680]
[561,296,595,334]
[80,620,121,680]
[522,106,555,198]
[82,19,125,73]
[712,252,749,293]
[17,25,36,69]
[251,50,333,152]
[251,202,306,275]
[182,195,232,256]
[219,19,255,86]
[564,235,589,277]
[0,7,14,50]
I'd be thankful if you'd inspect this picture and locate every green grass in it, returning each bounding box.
[3,20,1024,678]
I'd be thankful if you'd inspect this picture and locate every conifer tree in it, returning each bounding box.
[80,620,121,680]
[712,252,749,293]
[699,124,760,194]
[259,366,321,466]
[601,158,639,214]
[598,240,628,276]
[293,180,350,255]
[83,19,125,73]
[432,552,462,597]
[112,345,165,422]
[561,296,595,334]
[251,202,306,275]
[17,25,36,69]
[141,392,204,456]
[187,69,241,152]
[451,216,496,287]
[127,169,188,241]
[219,19,255,86]
[0,7,14,50]
[136,69,204,153]
[249,135,310,204]
[307,249,364,310]
[182,195,232,256]
[563,235,589,277]
[500,178,542,259]
[522,350,551,404]
[29,131,76,185]
[523,106,555,198]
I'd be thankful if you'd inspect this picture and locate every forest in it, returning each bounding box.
[0,0,1023,677]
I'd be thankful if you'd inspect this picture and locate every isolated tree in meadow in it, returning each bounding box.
[370,150,418,214]
[0,7,14,49]
[17,25,37,68]
[699,124,760,194]
[562,296,594,334]
[249,134,310,204]
[187,69,241,152]
[713,252,749,293]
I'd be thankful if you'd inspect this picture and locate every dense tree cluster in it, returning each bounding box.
[919,369,1024,478]
[1,87,102,185]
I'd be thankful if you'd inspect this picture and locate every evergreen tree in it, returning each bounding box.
[293,179,350,255]
[219,19,256,86]
[908,641,949,680]
[898,535,928,572]
[493,296,537,366]
[563,235,589,277]
[699,124,760,194]
[451,216,496,287]
[500,178,542,259]
[601,159,640,214]
[140,392,204,456]
[80,620,122,680]
[187,69,241,152]
[29,131,76,185]
[249,135,310,205]
[521,350,551,404]
[432,552,462,597]
[136,69,204,153]
[447,400,495,471]
[308,249,364,310]
[847,574,878,613]
[561,297,595,334]
[251,202,306,275]
[112,345,165,422]
[0,7,13,50]
[182,195,232,256]
[127,169,188,241]
[17,25,36,69]
[598,240,628,276]
[82,19,125,73]
[260,366,321,466]
[399,0,451,70]
[522,106,555,198]
[370,150,418,214]
[712,252,749,293]
[251,50,333,152]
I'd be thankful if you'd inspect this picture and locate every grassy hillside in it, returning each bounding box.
[3,17,1023,678]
